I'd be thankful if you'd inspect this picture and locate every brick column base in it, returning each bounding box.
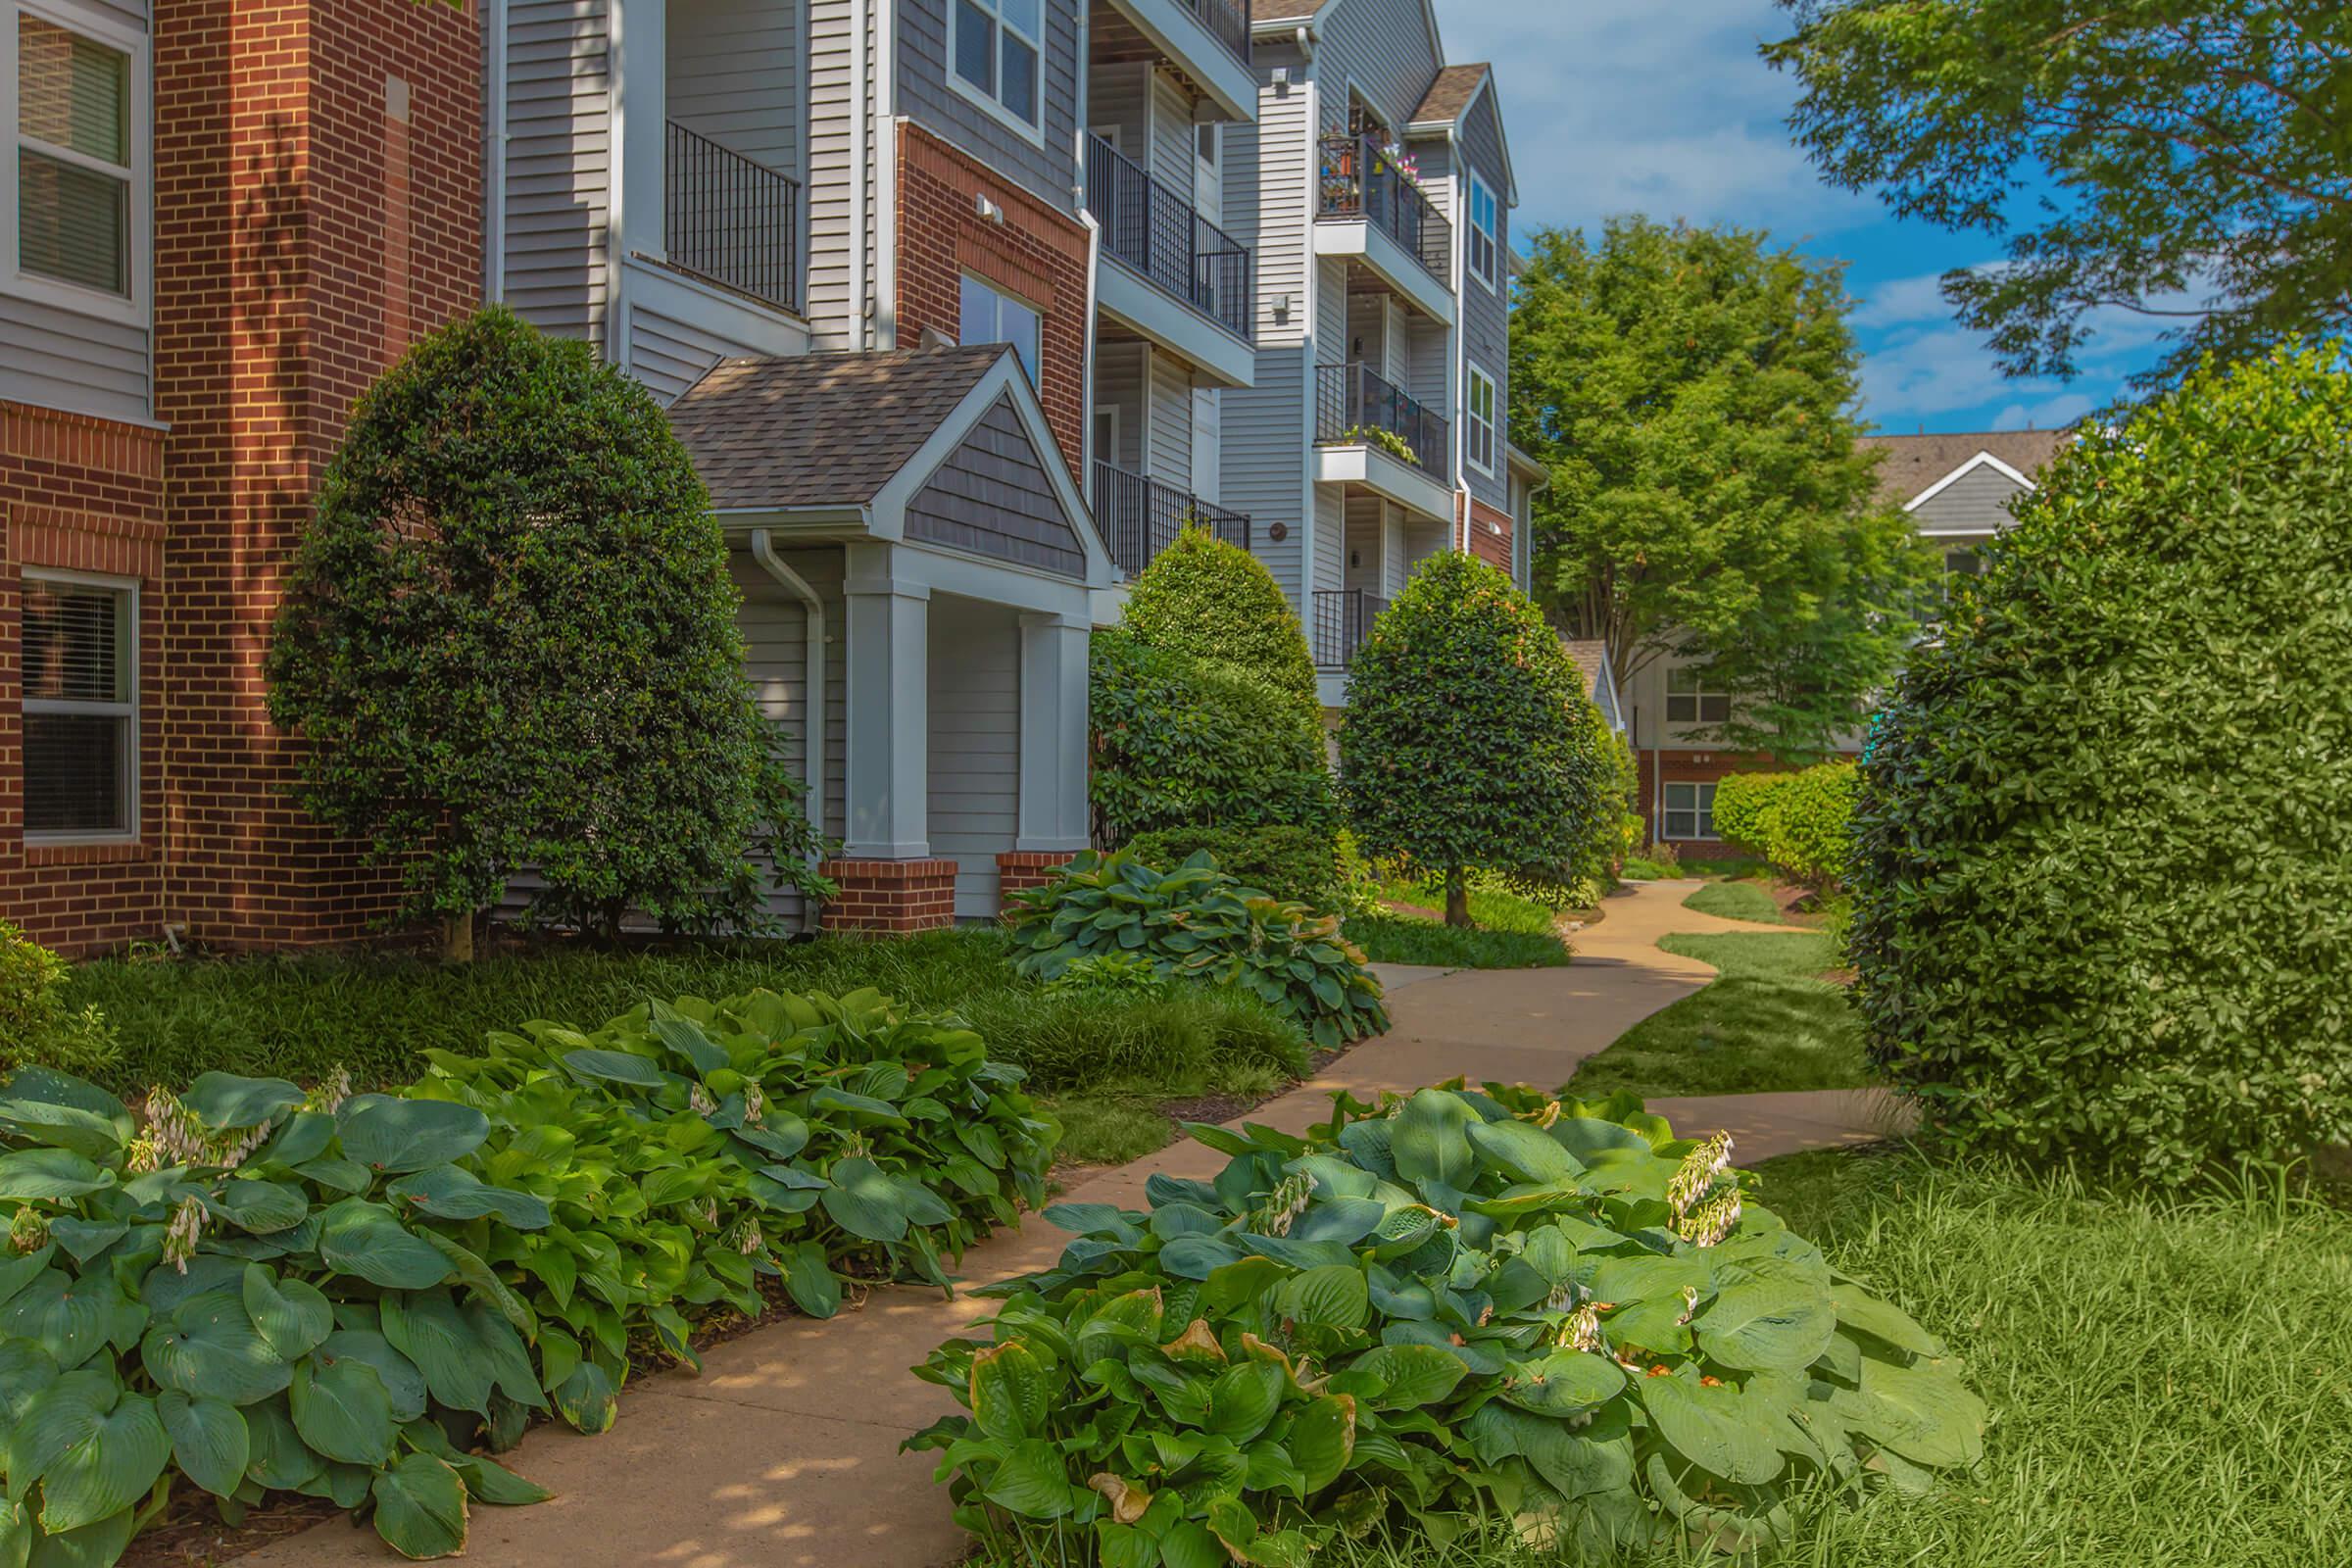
[996,851,1076,915]
[819,858,959,933]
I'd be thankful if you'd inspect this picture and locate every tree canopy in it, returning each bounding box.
[1767,0,2352,388]
[268,306,825,953]
[1340,554,1618,925]
[1510,217,1930,759]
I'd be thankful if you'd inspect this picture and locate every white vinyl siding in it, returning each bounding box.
[731,546,848,929]
[666,0,803,181]
[1146,347,1192,485]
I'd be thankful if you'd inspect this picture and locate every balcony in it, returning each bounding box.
[1092,462,1251,577]
[1313,133,1454,324]
[664,122,802,314]
[1312,363,1454,519]
[1312,589,1388,670]
[1099,0,1257,122]
[1086,134,1257,386]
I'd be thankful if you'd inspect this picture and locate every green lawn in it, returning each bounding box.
[1680,877,1795,924]
[1321,1149,2352,1568]
[1563,928,1870,1099]
[1343,878,1573,969]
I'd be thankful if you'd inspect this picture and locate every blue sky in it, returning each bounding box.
[1430,0,2170,435]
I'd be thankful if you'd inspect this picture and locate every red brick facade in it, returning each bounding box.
[995,850,1073,914]
[895,123,1090,476]
[1465,496,1512,571]
[1,0,481,955]
[821,858,959,934]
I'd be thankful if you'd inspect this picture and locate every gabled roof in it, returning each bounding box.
[1858,429,2070,510]
[1410,63,1487,125]
[667,346,1005,511]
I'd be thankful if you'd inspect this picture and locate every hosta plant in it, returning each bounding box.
[908,1084,1983,1565]
[1004,852,1388,1050]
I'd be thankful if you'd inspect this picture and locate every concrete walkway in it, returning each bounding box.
[244,881,1901,1568]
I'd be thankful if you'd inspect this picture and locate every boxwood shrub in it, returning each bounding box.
[1714,766,1857,892]
[1120,528,1319,715]
[0,987,1053,1563]
[909,1082,1983,1564]
[1849,342,2352,1177]
[1120,826,1354,915]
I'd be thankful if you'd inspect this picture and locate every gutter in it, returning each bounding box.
[485,0,508,301]
[750,529,829,933]
[850,0,869,349]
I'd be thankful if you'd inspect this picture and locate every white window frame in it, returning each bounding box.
[946,0,1046,146]
[0,0,151,329]
[957,271,1042,386]
[1466,364,1497,477]
[1092,403,1121,470]
[1665,664,1734,727]
[21,566,138,845]
[1466,172,1498,291]
[1661,781,1718,843]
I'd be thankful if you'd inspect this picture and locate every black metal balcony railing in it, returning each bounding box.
[1085,135,1253,344]
[1313,363,1451,483]
[1092,461,1251,577]
[1313,589,1388,670]
[1316,132,1451,285]
[1187,0,1251,68]
[666,121,802,313]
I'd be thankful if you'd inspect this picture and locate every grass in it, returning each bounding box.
[1680,877,1797,924]
[1618,853,1681,881]
[1297,1148,2352,1568]
[1343,877,1573,969]
[1564,928,1870,1099]
[60,930,1308,1165]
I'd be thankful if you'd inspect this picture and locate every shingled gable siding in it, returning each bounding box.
[905,393,1087,576]
[1910,462,2034,534]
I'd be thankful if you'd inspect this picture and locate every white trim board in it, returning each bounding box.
[1903,450,2037,513]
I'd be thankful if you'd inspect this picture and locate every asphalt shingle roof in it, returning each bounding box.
[1858,429,2071,508]
[1561,638,1610,696]
[666,346,1005,512]
[1412,63,1490,124]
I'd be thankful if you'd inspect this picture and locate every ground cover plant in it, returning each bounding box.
[1565,933,1870,1101]
[908,1083,1982,1566]
[1007,853,1388,1052]
[0,984,1054,1564]
[3,921,121,1081]
[1849,344,2352,1178]
[1121,826,1361,916]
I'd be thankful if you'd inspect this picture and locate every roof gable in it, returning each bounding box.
[905,393,1089,578]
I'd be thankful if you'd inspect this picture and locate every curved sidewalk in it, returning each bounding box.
[240,880,1901,1568]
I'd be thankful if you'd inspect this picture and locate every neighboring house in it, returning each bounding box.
[1560,639,1626,739]
[1228,0,1527,710]
[1618,428,2069,853]
[1,0,483,955]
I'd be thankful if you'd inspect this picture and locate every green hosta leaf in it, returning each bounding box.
[1465,1119,1586,1185]
[37,1390,168,1534]
[291,1352,397,1466]
[553,1362,617,1436]
[648,1003,730,1076]
[0,1338,60,1429]
[385,1164,552,1229]
[318,1200,452,1290]
[241,1395,323,1491]
[1160,1521,1225,1568]
[292,1155,372,1195]
[335,1097,491,1174]
[775,1243,841,1320]
[1290,1394,1356,1491]
[371,1450,470,1560]
[1287,1198,1386,1248]
[241,1267,331,1362]
[41,1221,125,1267]
[180,1073,304,1132]
[6,1368,117,1493]
[1496,1350,1623,1416]
[0,1081,128,1160]
[560,1050,667,1089]
[1828,1357,1986,1469]
[982,1439,1075,1518]
[17,1507,133,1568]
[141,1291,289,1405]
[0,1486,29,1568]
[1204,1361,1286,1443]
[820,1156,908,1244]
[1695,1281,1838,1373]
[256,1109,337,1168]
[970,1342,1052,1441]
[449,1451,553,1507]
[0,1150,111,1203]
[1829,1285,1944,1357]
[157,1391,249,1498]
[0,1246,57,1311]
[315,1331,428,1425]
[808,1086,909,1126]
[1389,1091,1481,1190]
[1638,1367,1786,1486]
[1548,1116,1653,1161]
[1,1269,124,1371]
[1276,1265,1369,1331]
[1348,1343,1466,1409]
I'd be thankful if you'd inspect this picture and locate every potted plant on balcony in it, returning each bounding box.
[1339,424,1421,468]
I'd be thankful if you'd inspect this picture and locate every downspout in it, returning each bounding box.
[605,0,626,361]
[850,0,869,350]
[1075,1,1095,476]
[485,0,508,301]
[751,529,829,932]
[872,0,898,348]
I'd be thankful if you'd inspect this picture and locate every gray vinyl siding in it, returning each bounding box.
[666,0,805,179]
[804,0,870,350]
[1149,70,1193,197]
[895,0,1082,216]
[1910,464,2034,533]
[627,302,749,403]
[1088,63,1150,156]
[1223,343,1307,605]
[1237,46,1308,349]
[1314,0,1441,135]
[925,594,1022,918]
[1095,342,1147,471]
[906,394,1087,575]
[0,296,148,423]
[1312,485,1345,592]
[1146,350,1194,484]
[1342,495,1381,591]
[503,0,612,343]
[731,544,850,930]
[1406,315,1446,412]
[1457,89,1509,511]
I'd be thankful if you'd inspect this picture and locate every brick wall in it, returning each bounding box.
[821,858,959,934]
[895,123,1090,476]
[0,405,170,952]
[995,850,1072,914]
[1466,496,1511,571]
[1636,748,1859,857]
[149,0,482,948]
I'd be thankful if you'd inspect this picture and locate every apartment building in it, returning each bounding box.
[1,0,481,954]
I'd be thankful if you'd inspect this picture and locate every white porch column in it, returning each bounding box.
[842,553,931,858]
[1018,612,1094,852]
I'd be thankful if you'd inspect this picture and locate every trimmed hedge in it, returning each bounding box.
[1710,764,1856,892]
[1121,825,1353,914]
[1709,771,1788,856]
[1090,629,1334,847]
[1121,527,1319,713]
[1850,343,2352,1178]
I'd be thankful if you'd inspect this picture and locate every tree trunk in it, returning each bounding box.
[441,910,474,964]
[1445,869,1472,929]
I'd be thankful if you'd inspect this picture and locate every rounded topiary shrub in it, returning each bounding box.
[269,306,824,950]
[1340,554,1619,924]
[1121,526,1319,712]
[1850,343,2352,1178]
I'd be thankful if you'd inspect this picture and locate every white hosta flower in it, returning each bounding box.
[1255,1172,1314,1239]
[1553,1302,1602,1353]
[688,1083,717,1116]
[1675,1285,1700,1326]
[726,1215,764,1256]
[304,1065,354,1116]
[1668,1132,1735,1218]
[1677,1190,1742,1249]
[164,1197,206,1273]
[743,1083,766,1125]
[9,1207,49,1256]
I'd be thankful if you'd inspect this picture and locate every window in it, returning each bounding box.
[1666,665,1732,725]
[959,273,1040,385]
[21,571,135,839]
[1662,781,1718,842]
[5,0,145,318]
[1467,172,1498,289]
[950,0,1041,134]
[1466,365,1496,475]
[1944,547,1982,576]
[1093,404,1120,467]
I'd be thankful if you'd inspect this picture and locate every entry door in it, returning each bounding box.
[1195,123,1222,227]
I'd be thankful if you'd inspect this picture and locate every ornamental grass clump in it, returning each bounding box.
[908,1083,1983,1566]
